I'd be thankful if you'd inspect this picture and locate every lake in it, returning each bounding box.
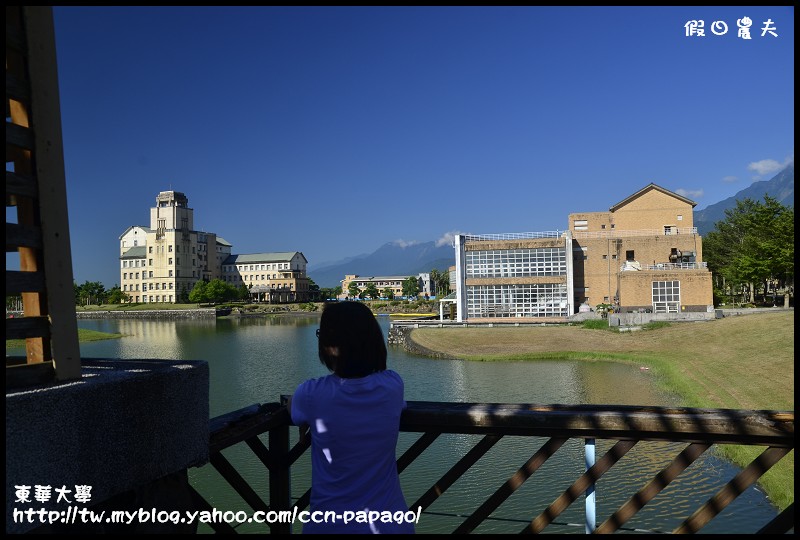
[23,315,778,533]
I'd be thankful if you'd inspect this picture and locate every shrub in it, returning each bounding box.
[581,319,610,330]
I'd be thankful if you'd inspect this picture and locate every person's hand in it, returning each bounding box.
[299,424,310,445]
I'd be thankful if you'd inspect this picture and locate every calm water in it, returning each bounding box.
[34,316,780,533]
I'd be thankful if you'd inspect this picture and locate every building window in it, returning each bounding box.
[149,246,153,253]
[149,271,153,278]
[573,219,588,231]
[602,254,608,260]
[601,224,606,229]
[611,255,617,260]
[626,250,635,261]
[677,215,683,221]
[653,280,680,313]
[610,224,615,229]
[466,247,567,279]
[169,270,173,277]
[169,245,173,252]
[149,259,153,266]
[169,258,173,265]
[465,283,569,318]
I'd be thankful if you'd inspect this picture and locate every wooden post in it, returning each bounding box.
[6,6,81,384]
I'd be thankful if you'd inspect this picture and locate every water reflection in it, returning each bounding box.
[19,316,779,534]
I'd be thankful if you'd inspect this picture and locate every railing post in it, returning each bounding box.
[269,421,292,534]
[585,438,596,533]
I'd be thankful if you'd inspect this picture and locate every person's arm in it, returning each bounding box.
[286,395,310,444]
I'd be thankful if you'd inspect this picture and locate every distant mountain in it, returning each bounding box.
[308,241,455,288]
[695,164,794,235]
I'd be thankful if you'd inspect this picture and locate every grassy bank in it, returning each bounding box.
[75,303,201,311]
[409,310,794,511]
[6,328,122,350]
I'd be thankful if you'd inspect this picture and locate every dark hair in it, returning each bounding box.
[318,301,387,378]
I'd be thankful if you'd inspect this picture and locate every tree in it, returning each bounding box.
[319,286,343,301]
[430,268,450,298]
[703,196,794,305]
[308,279,321,301]
[364,282,379,300]
[75,280,107,306]
[237,283,250,302]
[176,284,190,304]
[189,280,209,304]
[105,285,130,304]
[348,281,361,299]
[402,276,419,299]
[382,287,394,300]
[197,278,241,303]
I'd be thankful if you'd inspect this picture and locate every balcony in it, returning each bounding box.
[189,400,794,534]
[622,262,709,272]
[574,227,698,239]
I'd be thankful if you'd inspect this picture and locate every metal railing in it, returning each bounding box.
[463,231,564,241]
[624,262,709,271]
[574,227,698,239]
[189,400,793,534]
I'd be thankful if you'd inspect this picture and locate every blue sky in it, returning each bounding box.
[44,6,794,288]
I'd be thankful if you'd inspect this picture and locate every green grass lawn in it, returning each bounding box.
[410,310,795,511]
[6,328,122,350]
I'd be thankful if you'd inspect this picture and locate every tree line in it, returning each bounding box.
[703,195,794,306]
[68,279,250,306]
[6,270,454,310]
[338,269,452,301]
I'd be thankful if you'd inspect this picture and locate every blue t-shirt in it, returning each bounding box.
[291,369,414,534]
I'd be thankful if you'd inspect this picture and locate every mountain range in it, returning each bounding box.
[308,165,794,287]
[694,163,794,235]
[309,240,454,288]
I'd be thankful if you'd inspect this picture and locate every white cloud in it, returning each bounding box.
[747,159,783,176]
[675,188,704,200]
[435,231,464,247]
[747,154,793,180]
[391,239,419,249]
[721,176,738,183]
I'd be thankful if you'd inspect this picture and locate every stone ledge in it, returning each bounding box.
[6,358,209,533]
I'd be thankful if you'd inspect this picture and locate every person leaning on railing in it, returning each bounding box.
[287,301,414,534]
